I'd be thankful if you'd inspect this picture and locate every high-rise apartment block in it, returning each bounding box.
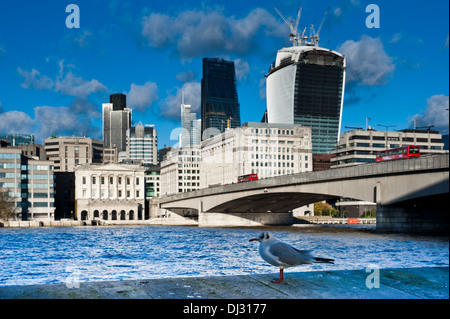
[201,58,240,139]
[103,93,132,153]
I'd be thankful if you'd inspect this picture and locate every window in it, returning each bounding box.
[82,176,86,185]
[92,176,96,184]
[136,178,139,185]
[101,177,105,185]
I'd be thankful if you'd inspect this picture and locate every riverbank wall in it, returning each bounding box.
[0,266,447,299]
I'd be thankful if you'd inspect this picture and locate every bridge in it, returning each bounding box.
[160,154,449,233]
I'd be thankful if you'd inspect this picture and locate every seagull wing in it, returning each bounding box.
[269,242,315,267]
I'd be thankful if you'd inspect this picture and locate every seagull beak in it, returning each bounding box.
[249,238,258,242]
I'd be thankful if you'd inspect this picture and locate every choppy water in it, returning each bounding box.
[0,225,448,287]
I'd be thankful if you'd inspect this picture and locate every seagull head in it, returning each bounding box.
[249,231,275,243]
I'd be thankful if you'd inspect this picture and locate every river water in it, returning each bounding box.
[0,225,448,287]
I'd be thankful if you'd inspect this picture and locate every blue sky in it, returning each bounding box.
[0,0,448,148]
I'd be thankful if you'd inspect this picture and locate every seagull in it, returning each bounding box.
[250,231,334,284]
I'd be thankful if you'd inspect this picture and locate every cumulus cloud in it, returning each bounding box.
[126,81,159,114]
[18,60,107,98]
[141,7,284,59]
[161,81,201,121]
[410,95,449,132]
[338,35,395,86]
[17,68,54,90]
[0,111,35,134]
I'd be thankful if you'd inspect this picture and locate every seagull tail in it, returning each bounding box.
[314,257,335,264]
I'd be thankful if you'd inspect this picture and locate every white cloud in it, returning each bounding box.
[126,81,159,114]
[411,95,449,132]
[338,35,395,86]
[18,60,107,98]
[176,71,197,83]
[0,111,35,134]
[234,59,250,81]
[17,68,54,90]
[141,7,284,60]
[162,82,201,121]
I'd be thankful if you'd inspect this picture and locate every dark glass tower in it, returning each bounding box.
[201,58,240,139]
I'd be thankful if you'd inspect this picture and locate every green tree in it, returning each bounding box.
[0,189,15,221]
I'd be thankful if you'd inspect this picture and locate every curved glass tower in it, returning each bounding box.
[266,46,346,154]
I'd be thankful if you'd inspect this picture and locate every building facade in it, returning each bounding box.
[0,133,35,146]
[126,122,158,165]
[75,163,146,222]
[200,122,313,187]
[103,93,132,153]
[331,129,446,168]
[44,136,103,172]
[160,146,201,195]
[0,147,55,221]
[266,46,346,154]
[201,58,240,139]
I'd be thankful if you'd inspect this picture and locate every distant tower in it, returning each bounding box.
[103,93,132,152]
[181,92,201,146]
[266,8,346,154]
[201,58,240,139]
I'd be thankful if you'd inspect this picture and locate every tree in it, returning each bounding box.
[0,189,15,221]
[314,201,333,216]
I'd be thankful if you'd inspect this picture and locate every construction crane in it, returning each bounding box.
[274,7,302,46]
[309,8,329,46]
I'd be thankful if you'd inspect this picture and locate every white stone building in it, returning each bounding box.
[75,163,146,222]
[200,122,313,187]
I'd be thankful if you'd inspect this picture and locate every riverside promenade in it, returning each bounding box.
[0,266,448,299]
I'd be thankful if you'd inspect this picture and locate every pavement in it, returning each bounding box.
[0,267,448,299]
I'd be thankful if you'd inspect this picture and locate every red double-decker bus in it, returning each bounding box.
[238,174,258,183]
[376,145,420,162]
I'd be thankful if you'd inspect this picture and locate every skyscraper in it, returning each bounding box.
[126,122,158,165]
[181,94,201,146]
[103,93,132,152]
[266,8,346,154]
[201,58,240,139]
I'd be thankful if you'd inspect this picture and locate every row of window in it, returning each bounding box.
[81,189,141,199]
[0,153,21,159]
[83,176,141,186]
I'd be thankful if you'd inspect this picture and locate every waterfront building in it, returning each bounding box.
[201,58,240,139]
[331,128,446,168]
[44,136,104,219]
[265,12,346,154]
[75,163,146,222]
[200,122,313,187]
[160,146,201,195]
[0,147,55,221]
[126,122,158,165]
[103,93,132,152]
[0,133,35,146]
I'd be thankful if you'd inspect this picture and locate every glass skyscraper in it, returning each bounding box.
[103,93,132,152]
[201,58,240,139]
[266,46,346,154]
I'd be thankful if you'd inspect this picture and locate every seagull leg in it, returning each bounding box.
[271,268,284,284]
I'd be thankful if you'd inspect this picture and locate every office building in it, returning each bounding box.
[75,163,146,222]
[160,146,201,195]
[44,136,103,219]
[0,147,55,221]
[266,27,345,154]
[181,97,201,147]
[0,133,35,146]
[200,122,312,187]
[201,58,240,139]
[126,122,158,165]
[330,128,446,168]
[103,93,132,152]
[44,136,103,172]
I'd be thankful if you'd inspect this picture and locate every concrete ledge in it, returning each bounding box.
[0,267,447,299]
